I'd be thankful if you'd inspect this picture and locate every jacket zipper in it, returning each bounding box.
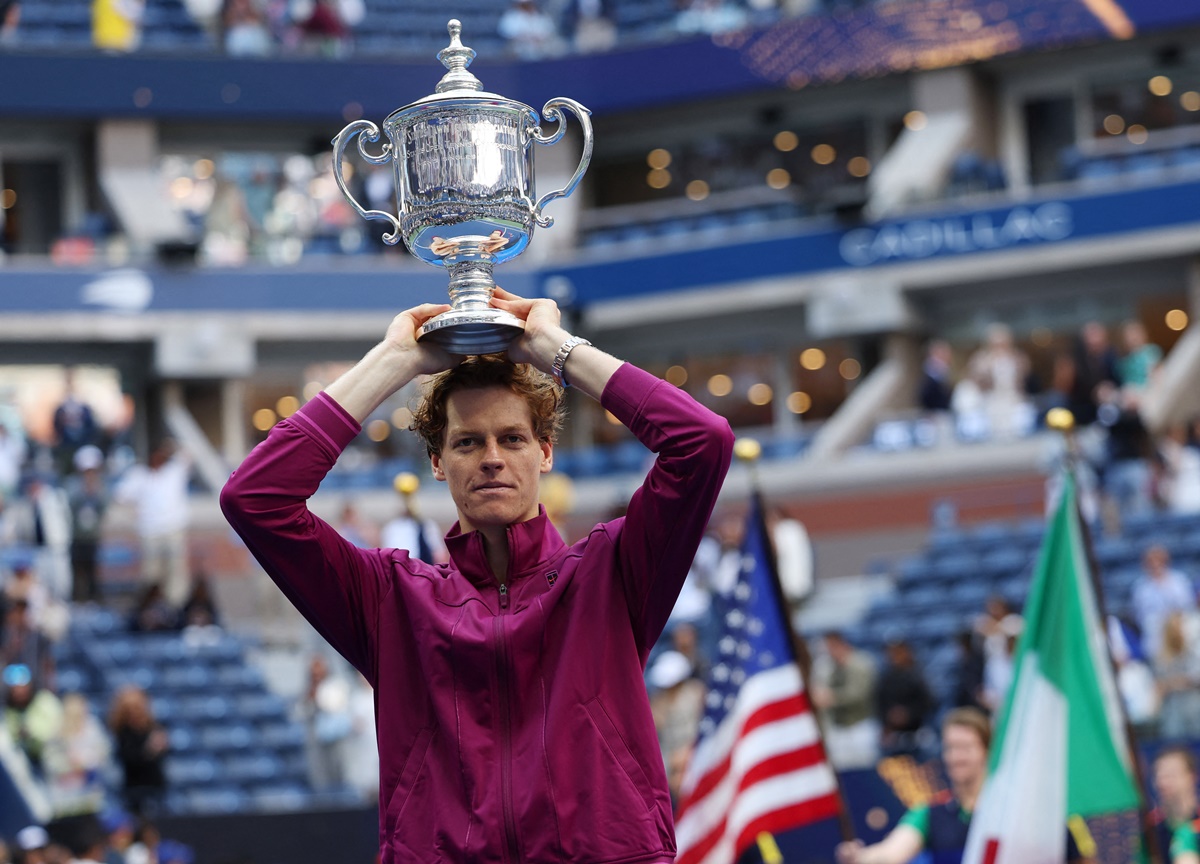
[495,582,520,863]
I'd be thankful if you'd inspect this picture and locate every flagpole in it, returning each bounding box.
[1045,409,1163,864]
[735,437,857,847]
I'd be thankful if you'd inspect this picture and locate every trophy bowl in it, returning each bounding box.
[332,19,593,354]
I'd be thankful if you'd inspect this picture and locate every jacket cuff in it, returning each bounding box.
[290,392,362,455]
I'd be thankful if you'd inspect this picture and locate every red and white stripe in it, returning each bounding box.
[674,665,841,864]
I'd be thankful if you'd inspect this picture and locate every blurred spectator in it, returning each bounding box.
[100,809,136,864]
[1095,383,1155,517]
[668,621,709,683]
[114,441,192,607]
[874,639,934,759]
[1155,611,1200,741]
[294,0,351,57]
[947,630,986,712]
[1117,319,1162,391]
[334,502,374,549]
[0,835,8,864]
[53,371,99,479]
[222,0,273,55]
[1150,746,1199,864]
[811,631,878,770]
[1133,545,1197,660]
[344,671,378,803]
[5,558,50,622]
[128,584,177,633]
[1109,614,1159,738]
[648,650,705,804]
[965,323,1032,440]
[42,693,112,820]
[93,0,144,50]
[63,820,109,864]
[917,340,954,414]
[1070,321,1121,426]
[301,655,350,791]
[24,475,73,602]
[1160,424,1200,515]
[1,601,54,691]
[178,574,220,631]
[976,596,1022,712]
[676,0,749,35]
[108,686,168,817]
[772,506,814,605]
[498,0,564,60]
[67,446,108,605]
[380,485,444,565]
[3,663,64,770]
[13,826,49,864]
[0,0,20,46]
[0,424,28,499]
[563,0,616,53]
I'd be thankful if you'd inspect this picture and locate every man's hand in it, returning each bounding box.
[325,303,458,423]
[382,303,457,377]
[490,286,568,373]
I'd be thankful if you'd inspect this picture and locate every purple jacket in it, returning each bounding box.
[220,363,734,863]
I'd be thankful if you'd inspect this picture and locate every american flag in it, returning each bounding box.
[674,496,842,864]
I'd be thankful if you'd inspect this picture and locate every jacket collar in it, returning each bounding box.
[444,505,565,588]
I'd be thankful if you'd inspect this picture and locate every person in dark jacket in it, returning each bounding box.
[874,638,935,758]
[220,288,734,863]
[108,685,167,816]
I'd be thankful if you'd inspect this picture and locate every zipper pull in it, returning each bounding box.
[498,583,509,609]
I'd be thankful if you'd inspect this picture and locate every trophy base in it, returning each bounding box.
[417,308,525,355]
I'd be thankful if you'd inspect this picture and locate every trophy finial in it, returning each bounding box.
[436,19,483,94]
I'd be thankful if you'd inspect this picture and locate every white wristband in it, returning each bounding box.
[551,336,591,388]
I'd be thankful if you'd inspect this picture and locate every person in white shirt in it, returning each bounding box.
[1133,544,1198,660]
[114,440,192,606]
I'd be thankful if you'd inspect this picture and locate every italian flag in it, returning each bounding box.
[963,473,1142,864]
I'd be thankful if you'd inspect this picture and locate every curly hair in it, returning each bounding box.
[410,355,565,456]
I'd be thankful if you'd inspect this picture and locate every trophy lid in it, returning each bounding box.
[435,20,483,94]
[388,19,534,119]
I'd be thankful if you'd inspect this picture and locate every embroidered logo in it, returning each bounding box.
[545,570,558,587]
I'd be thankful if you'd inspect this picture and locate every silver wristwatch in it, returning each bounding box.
[551,336,592,388]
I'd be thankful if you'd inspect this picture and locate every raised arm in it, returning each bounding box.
[221,304,457,680]
[493,287,734,656]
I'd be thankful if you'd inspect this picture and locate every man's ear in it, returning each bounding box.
[539,439,553,474]
[430,452,446,482]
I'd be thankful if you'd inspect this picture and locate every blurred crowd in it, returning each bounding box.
[0,0,887,60]
[910,318,1200,523]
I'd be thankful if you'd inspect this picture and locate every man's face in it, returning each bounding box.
[430,385,552,535]
[1154,753,1196,813]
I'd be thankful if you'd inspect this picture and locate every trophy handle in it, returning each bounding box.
[331,119,403,246]
[529,98,593,229]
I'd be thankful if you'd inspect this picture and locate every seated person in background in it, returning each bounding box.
[3,662,64,770]
[1151,746,1200,864]
[835,707,1093,864]
[128,583,177,633]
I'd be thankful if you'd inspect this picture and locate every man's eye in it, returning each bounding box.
[455,438,475,448]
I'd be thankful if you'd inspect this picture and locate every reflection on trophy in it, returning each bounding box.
[332,19,594,354]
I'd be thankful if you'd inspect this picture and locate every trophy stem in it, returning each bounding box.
[416,256,525,355]
[446,259,497,311]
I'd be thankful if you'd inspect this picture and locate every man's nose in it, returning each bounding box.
[480,439,504,468]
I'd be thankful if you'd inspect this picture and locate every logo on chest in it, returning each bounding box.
[545,570,558,587]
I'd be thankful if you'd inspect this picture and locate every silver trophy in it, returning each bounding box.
[331,19,593,354]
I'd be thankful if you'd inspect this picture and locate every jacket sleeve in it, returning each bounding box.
[219,393,388,683]
[601,363,734,660]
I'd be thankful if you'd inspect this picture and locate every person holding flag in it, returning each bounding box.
[1150,746,1200,864]
[834,707,1092,864]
